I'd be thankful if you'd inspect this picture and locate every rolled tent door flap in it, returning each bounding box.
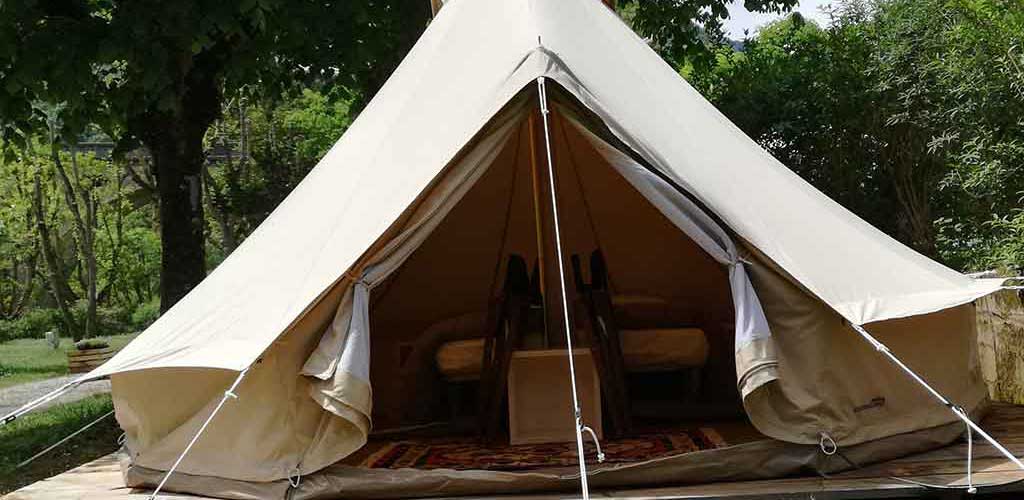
[299,110,523,448]
[564,114,778,399]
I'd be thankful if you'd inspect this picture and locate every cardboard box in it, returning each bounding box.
[508,348,603,444]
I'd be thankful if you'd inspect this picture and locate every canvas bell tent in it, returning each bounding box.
[6,0,1020,498]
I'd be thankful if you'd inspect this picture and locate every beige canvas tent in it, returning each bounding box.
[8,0,1020,498]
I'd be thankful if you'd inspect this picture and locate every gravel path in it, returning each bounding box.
[0,375,112,417]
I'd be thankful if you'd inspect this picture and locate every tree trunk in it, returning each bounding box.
[883,126,940,258]
[98,170,126,303]
[32,170,79,340]
[202,163,237,253]
[134,58,222,312]
[149,129,207,312]
[52,145,98,339]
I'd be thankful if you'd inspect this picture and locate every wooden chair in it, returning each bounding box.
[572,250,632,438]
[478,254,532,443]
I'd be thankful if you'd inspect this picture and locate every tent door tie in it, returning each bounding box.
[581,424,605,463]
[288,466,302,488]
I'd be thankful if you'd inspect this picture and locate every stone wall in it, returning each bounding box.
[977,289,1024,404]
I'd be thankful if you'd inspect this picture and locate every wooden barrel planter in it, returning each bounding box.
[67,346,118,374]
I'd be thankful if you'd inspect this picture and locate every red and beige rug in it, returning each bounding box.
[361,428,728,471]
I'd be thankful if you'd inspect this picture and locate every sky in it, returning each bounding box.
[723,0,834,38]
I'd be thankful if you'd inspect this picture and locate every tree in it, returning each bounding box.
[0,0,432,311]
[0,151,40,321]
[203,88,352,261]
[0,0,806,313]
[621,0,799,67]
[687,0,1024,269]
[686,7,909,243]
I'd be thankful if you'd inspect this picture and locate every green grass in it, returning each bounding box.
[0,334,136,389]
[0,394,121,494]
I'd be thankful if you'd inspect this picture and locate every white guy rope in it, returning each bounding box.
[1,377,88,427]
[148,366,250,500]
[967,420,976,494]
[17,409,115,468]
[851,324,1024,471]
[537,76,594,500]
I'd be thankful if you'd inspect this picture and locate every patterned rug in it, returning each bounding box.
[361,428,728,471]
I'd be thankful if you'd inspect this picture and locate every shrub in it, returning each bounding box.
[129,299,160,330]
[68,303,134,339]
[74,339,110,350]
[0,309,63,343]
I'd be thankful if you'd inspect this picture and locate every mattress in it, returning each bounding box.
[436,328,708,380]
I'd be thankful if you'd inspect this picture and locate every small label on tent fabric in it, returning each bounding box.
[853,397,886,413]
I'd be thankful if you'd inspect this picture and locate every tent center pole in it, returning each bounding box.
[527,113,550,345]
[148,366,251,500]
[536,76,593,500]
[851,324,1024,471]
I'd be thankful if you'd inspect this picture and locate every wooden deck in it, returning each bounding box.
[7,404,1024,500]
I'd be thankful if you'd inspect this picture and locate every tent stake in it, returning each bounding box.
[851,324,1024,471]
[148,366,250,500]
[537,76,594,500]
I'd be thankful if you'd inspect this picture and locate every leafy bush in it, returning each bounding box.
[129,299,160,330]
[74,339,110,350]
[0,309,62,343]
[65,303,134,339]
[0,303,144,343]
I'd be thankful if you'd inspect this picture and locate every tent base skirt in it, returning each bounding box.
[122,411,978,500]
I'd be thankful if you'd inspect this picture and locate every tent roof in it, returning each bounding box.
[90,0,1002,379]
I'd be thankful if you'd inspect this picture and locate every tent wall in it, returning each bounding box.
[113,282,350,482]
[741,250,989,445]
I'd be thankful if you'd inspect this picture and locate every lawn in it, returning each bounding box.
[0,334,137,389]
[0,394,120,494]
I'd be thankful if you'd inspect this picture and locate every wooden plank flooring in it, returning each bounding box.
[6,404,1024,499]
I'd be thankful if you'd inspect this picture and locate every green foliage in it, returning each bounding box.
[0,135,162,339]
[0,305,139,343]
[129,298,160,330]
[73,339,109,350]
[0,309,61,343]
[204,88,352,261]
[0,394,120,493]
[688,0,1024,271]
[986,206,1024,272]
[0,0,429,147]
[0,0,433,310]
[621,0,800,67]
